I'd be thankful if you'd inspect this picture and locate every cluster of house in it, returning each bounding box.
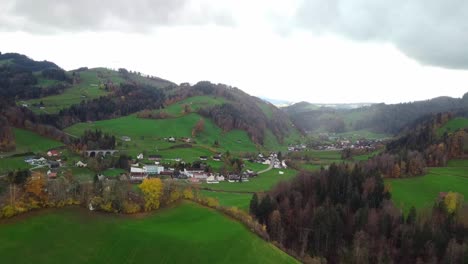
[288,144,307,152]
[23,149,64,179]
[313,138,384,151]
[253,153,287,169]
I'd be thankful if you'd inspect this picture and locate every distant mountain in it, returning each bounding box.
[284,95,468,134]
[260,97,293,107]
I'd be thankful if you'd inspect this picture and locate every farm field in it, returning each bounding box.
[0,202,297,264]
[437,117,468,136]
[201,169,298,192]
[23,68,125,114]
[65,113,260,157]
[199,190,252,211]
[11,128,64,154]
[386,167,468,213]
[0,156,31,174]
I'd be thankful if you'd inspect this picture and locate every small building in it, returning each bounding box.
[144,165,164,175]
[121,136,131,142]
[168,137,176,143]
[130,167,148,182]
[213,154,222,161]
[47,150,60,157]
[137,153,144,160]
[199,156,208,161]
[75,161,87,167]
[206,175,219,184]
[47,169,58,179]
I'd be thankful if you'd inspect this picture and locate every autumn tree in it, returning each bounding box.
[139,178,164,211]
[192,118,205,137]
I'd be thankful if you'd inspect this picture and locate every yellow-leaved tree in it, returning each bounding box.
[444,192,464,214]
[139,178,164,211]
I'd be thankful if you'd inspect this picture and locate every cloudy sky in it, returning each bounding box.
[1,0,468,104]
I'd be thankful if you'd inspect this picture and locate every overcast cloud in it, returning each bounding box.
[0,0,467,103]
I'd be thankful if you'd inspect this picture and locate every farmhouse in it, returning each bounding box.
[75,161,87,167]
[144,165,164,175]
[47,169,58,179]
[206,175,219,184]
[47,150,60,157]
[130,167,148,182]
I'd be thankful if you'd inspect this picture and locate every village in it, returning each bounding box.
[20,147,288,185]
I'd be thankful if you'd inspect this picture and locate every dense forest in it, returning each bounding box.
[250,164,468,263]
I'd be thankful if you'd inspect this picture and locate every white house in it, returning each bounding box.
[137,153,144,160]
[206,175,219,184]
[144,165,164,175]
[75,161,87,167]
[262,159,271,165]
[217,175,225,181]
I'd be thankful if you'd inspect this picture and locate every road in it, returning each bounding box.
[257,161,274,174]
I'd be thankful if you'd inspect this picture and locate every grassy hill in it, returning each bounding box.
[0,202,297,264]
[437,117,468,136]
[386,161,468,213]
[23,68,125,114]
[12,128,63,154]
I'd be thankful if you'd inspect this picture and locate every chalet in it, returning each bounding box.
[75,161,87,167]
[148,155,162,161]
[199,156,208,161]
[47,150,60,157]
[213,154,222,161]
[137,153,144,160]
[206,175,219,184]
[130,167,148,182]
[47,169,58,179]
[144,165,164,175]
[121,136,131,142]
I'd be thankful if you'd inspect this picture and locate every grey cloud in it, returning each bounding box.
[296,0,468,69]
[0,0,234,33]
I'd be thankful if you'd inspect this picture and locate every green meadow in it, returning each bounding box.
[0,156,31,174]
[12,128,63,154]
[437,117,468,136]
[24,68,125,114]
[386,166,468,213]
[199,190,253,211]
[0,202,297,264]
[65,113,260,157]
[201,169,298,193]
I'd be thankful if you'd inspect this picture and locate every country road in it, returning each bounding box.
[257,161,274,174]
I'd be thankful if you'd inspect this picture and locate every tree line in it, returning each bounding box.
[249,164,467,263]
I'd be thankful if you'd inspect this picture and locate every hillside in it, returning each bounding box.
[285,94,468,135]
[0,202,297,264]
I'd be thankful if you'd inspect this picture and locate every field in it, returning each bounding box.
[0,156,31,174]
[65,113,259,158]
[437,117,468,136]
[11,128,64,154]
[386,166,468,213]
[161,95,227,116]
[336,130,391,141]
[201,169,298,192]
[23,68,125,114]
[199,190,252,211]
[0,202,297,264]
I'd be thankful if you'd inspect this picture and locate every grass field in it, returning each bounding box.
[162,95,227,116]
[337,130,391,141]
[65,113,259,158]
[11,128,63,154]
[0,202,297,264]
[0,156,31,174]
[199,190,252,211]
[386,167,468,213]
[24,68,125,114]
[201,169,298,192]
[437,117,468,136]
